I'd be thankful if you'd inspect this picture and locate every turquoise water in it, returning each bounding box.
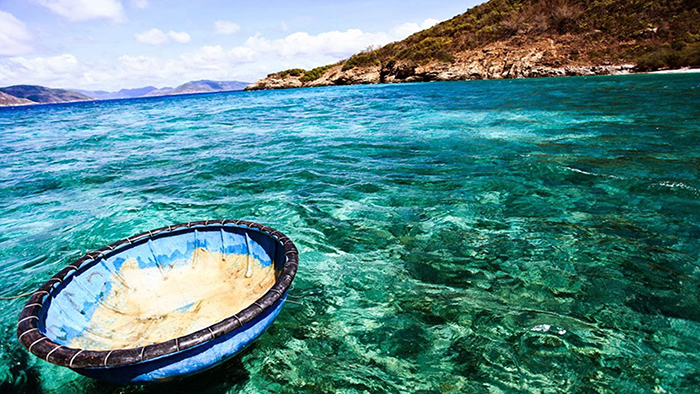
[1,74,699,393]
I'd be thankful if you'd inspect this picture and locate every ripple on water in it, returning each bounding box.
[0,74,699,393]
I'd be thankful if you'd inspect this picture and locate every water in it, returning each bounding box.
[1,73,699,393]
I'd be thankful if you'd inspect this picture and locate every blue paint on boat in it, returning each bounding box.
[42,226,278,348]
[19,222,298,384]
[76,293,287,384]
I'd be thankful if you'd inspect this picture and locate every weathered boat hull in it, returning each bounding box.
[17,220,298,384]
[75,294,286,384]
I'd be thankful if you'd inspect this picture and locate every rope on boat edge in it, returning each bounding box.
[0,291,34,300]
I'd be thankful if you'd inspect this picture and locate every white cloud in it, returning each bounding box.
[168,30,191,44]
[0,10,32,56]
[36,0,126,23]
[135,29,190,45]
[0,50,252,91]
[215,21,241,35]
[131,0,148,9]
[180,45,255,69]
[0,54,81,87]
[11,54,80,74]
[243,29,393,58]
[421,18,440,29]
[391,23,421,39]
[0,18,446,91]
[392,18,441,38]
[135,28,168,45]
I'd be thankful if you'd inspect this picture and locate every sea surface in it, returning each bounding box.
[0,74,699,393]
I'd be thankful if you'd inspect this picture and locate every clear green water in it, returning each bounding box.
[1,74,699,393]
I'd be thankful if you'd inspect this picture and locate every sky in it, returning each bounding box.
[0,0,483,91]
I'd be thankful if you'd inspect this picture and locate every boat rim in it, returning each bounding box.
[16,219,299,369]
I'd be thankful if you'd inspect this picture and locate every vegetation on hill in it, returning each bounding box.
[300,65,334,82]
[341,0,699,71]
[256,0,699,89]
[274,69,306,78]
[269,65,336,82]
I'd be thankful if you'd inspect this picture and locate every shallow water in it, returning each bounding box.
[1,74,699,393]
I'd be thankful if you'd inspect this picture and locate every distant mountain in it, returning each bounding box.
[74,86,159,100]
[73,80,249,100]
[144,80,249,97]
[0,85,92,104]
[248,0,700,90]
[0,91,34,106]
[142,87,174,97]
[0,80,250,107]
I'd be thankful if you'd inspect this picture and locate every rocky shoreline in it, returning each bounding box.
[246,63,636,91]
[246,39,641,91]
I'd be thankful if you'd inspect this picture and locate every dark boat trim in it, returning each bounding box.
[16,220,299,369]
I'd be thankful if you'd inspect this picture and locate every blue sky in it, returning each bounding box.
[0,0,483,90]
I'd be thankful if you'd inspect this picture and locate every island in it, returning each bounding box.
[246,0,699,90]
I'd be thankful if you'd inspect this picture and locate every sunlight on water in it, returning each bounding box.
[1,74,699,393]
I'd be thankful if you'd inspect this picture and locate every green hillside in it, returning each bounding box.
[257,0,699,88]
[363,0,700,71]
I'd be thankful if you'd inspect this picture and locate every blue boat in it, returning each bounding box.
[17,220,298,384]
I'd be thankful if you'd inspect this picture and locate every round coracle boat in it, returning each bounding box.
[16,220,298,384]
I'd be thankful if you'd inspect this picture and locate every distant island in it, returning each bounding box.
[74,80,250,100]
[0,86,92,106]
[247,0,700,90]
[0,80,250,107]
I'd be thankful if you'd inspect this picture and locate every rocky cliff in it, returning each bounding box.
[248,38,638,90]
[247,0,699,91]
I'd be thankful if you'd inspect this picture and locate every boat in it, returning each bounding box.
[16,220,298,384]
